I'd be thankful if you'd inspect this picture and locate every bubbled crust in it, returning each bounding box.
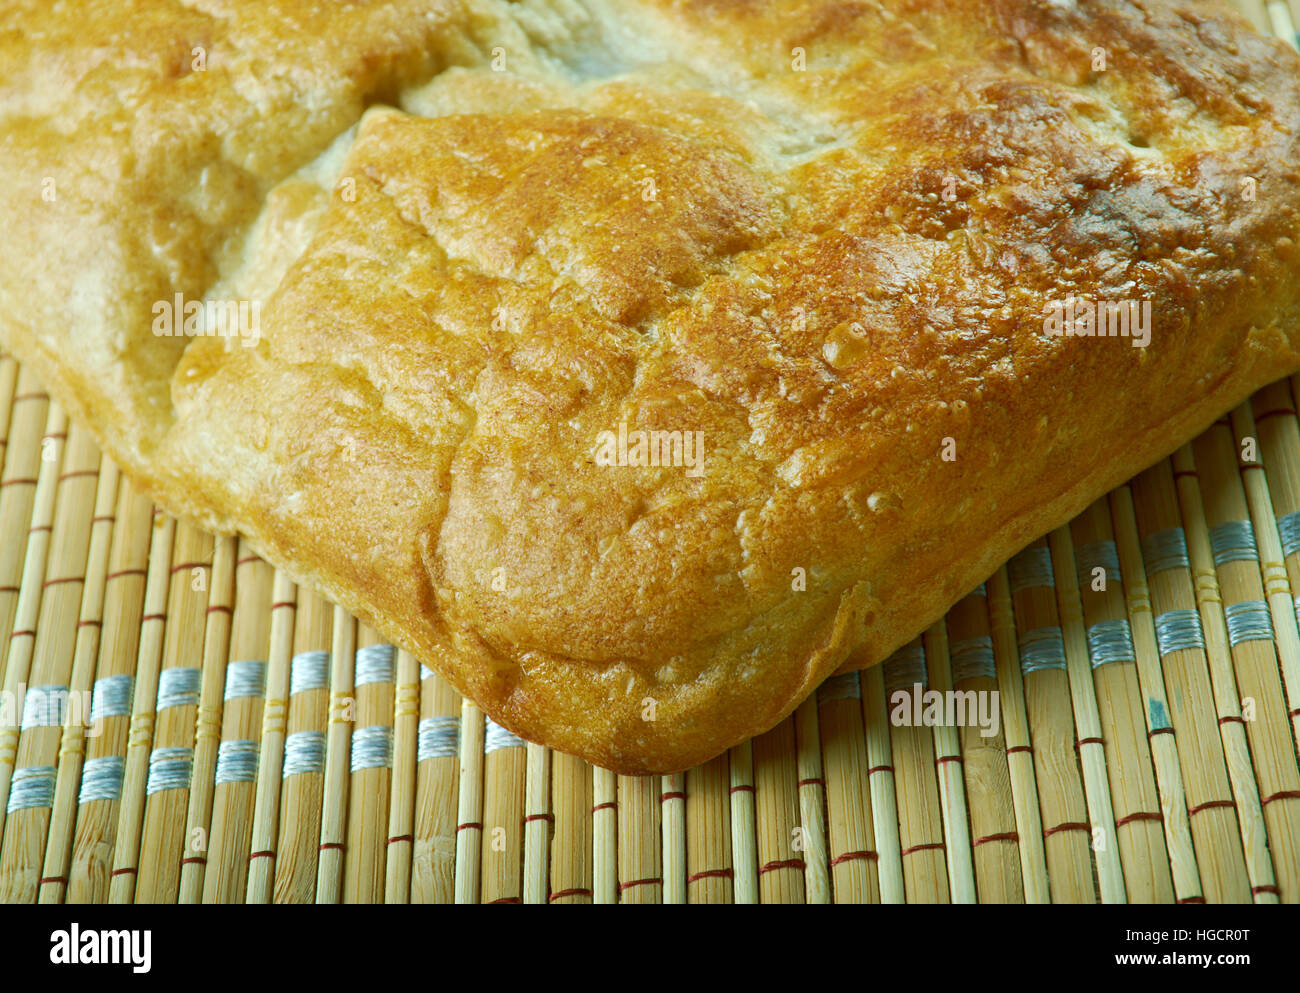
[3,0,1300,772]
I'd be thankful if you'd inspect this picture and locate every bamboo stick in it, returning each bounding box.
[727,741,758,903]
[452,699,484,904]
[246,570,298,903]
[342,625,395,903]
[1172,442,1276,902]
[1048,526,1126,903]
[171,534,236,903]
[684,753,731,903]
[986,565,1051,903]
[1129,461,1252,902]
[1283,0,1300,38]
[1268,0,1298,49]
[1195,418,1300,901]
[881,640,949,903]
[0,413,86,903]
[106,513,175,904]
[660,771,686,904]
[128,523,217,901]
[1006,540,1096,902]
[817,670,880,903]
[1069,498,1175,903]
[410,663,460,904]
[1109,484,1207,901]
[1246,386,1300,761]
[480,716,525,904]
[0,352,19,530]
[36,436,117,905]
[945,587,1023,902]
[384,647,420,903]
[0,370,50,692]
[923,620,977,904]
[67,476,154,903]
[617,774,661,904]
[273,589,333,903]
[861,664,905,903]
[521,741,551,904]
[794,697,830,904]
[548,751,592,904]
[0,402,64,848]
[194,545,271,903]
[752,717,804,903]
[314,606,355,903]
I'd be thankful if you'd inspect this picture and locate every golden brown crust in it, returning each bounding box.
[3,0,1300,772]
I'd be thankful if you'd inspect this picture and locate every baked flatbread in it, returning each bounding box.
[3,0,1300,772]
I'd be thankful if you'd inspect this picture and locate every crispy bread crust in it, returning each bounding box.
[3,0,1300,772]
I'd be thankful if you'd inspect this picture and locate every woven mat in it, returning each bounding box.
[3,1,1300,906]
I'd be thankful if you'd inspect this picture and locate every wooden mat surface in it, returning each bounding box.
[2,0,1300,905]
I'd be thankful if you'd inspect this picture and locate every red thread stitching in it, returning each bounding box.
[759,858,805,874]
[1187,799,1235,817]
[618,877,662,892]
[900,842,945,857]
[687,868,734,883]
[829,850,878,867]
[1261,790,1300,807]
[1114,811,1163,828]
[548,888,592,901]
[1043,821,1090,838]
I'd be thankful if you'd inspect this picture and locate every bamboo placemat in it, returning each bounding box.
[1,0,1299,906]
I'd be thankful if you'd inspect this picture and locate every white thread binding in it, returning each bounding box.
[1008,546,1055,593]
[1277,511,1300,559]
[1224,600,1273,647]
[1209,520,1258,566]
[224,660,266,701]
[355,644,396,687]
[283,731,327,777]
[1086,619,1136,669]
[214,739,260,784]
[146,746,194,795]
[950,636,996,683]
[78,756,125,803]
[1019,626,1067,674]
[882,642,927,694]
[818,672,862,702]
[484,718,525,753]
[89,674,134,723]
[418,717,460,762]
[156,667,201,710]
[1154,609,1204,656]
[350,725,394,772]
[21,685,69,729]
[1141,528,1189,575]
[1075,541,1121,587]
[6,766,56,812]
[289,651,330,695]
